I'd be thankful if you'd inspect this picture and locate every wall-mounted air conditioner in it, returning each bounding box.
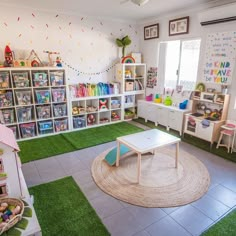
[198,2,236,26]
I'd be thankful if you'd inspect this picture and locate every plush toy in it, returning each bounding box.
[99,99,108,110]
[87,114,95,125]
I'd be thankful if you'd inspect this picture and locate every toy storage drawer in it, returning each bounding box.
[50,71,64,86]
[51,88,66,102]
[0,109,15,124]
[36,105,51,119]
[53,104,67,117]
[20,123,36,138]
[54,118,68,132]
[0,91,13,107]
[32,72,48,87]
[17,107,33,122]
[73,116,86,129]
[15,90,32,105]
[12,72,29,88]
[0,72,10,88]
[125,81,134,91]
[35,90,51,104]
[38,121,53,134]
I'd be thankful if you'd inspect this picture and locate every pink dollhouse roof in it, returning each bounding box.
[0,124,19,151]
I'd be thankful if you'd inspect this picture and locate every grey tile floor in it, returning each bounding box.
[22,123,236,236]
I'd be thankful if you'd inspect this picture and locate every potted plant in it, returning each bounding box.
[116,35,132,58]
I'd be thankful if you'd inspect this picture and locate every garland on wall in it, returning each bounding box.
[61,59,117,76]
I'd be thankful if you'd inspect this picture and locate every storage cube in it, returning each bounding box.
[36,105,51,119]
[73,116,86,129]
[17,107,33,122]
[20,123,36,138]
[111,99,121,109]
[12,72,30,88]
[51,88,66,102]
[0,109,15,124]
[15,90,32,105]
[0,72,10,88]
[54,118,68,132]
[35,90,51,104]
[53,104,67,117]
[38,121,53,134]
[125,81,134,91]
[32,72,48,87]
[50,71,64,86]
[0,91,13,107]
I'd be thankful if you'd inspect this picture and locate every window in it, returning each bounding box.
[160,39,201,91]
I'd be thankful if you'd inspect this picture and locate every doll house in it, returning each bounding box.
[0,124,22,198]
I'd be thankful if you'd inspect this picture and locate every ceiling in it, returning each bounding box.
[1,0,236,21]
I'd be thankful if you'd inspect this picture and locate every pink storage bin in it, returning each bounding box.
[146,94,153,101]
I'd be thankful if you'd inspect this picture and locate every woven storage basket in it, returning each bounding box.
[0,198,24,235]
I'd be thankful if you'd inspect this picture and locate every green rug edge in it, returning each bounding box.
[18,122,143,163]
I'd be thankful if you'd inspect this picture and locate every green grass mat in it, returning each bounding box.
[18,134,76,163]
[202,209,236,236]
[133,118,236,163]
[18,122,143,163]
[62,122,143,149]
[29,177,110,236]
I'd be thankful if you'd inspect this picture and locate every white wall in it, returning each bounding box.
[139,3,236,120]
[0,5,139,84]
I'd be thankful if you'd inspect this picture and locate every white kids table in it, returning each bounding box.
[116,129,181,183]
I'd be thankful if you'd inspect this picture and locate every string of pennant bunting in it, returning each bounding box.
[61,59,117,76]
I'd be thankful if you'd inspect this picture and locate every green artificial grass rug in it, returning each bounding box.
[133,118,236,164]
[18,122,143,163]
[29,176,110,236]
[201,209,236,236]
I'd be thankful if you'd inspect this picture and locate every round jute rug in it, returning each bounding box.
[91,147,210,208]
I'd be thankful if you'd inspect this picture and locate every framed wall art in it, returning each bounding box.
[169,16,189,36]
[144,24,159,40]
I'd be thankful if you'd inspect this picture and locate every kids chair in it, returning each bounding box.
[216,120,236,153]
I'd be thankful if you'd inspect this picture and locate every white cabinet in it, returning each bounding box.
[0,67,69,140]
[116,63,146,120]
[137,100,190,135]
[184,114,223,144]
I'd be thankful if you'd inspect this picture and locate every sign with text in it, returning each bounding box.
[204,31,236,85]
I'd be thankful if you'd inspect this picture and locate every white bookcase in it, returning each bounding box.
[70,94,123,130]
[115,63,146,120]
[0,67,69,140]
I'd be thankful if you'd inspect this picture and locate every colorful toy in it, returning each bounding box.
[55,56,62,67]
[164,96,172,106]
[121,56,135,64]
[26,50,43,67]
[111,112,120,121]
[43,50,60,66]
[4,45,14,67]
[87,114,96,125]
[99,99,108,110]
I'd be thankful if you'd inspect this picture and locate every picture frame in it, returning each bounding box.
[144,24,159,40]
[169,16,189,36]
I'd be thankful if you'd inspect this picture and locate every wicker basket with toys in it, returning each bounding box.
[0,198,24,235]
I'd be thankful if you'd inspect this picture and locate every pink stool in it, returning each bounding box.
[216,123,236,153]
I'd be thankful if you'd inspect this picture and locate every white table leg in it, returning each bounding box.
[137,153,141,183]
[175,142,179,168]
[116,140,120,167]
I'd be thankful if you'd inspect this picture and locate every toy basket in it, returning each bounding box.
[0,198,24,235]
